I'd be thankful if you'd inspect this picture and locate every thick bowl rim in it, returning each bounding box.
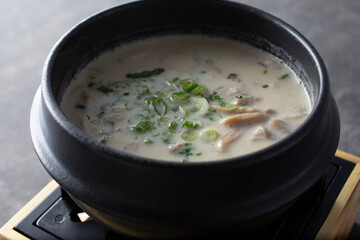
[41,0,329,169]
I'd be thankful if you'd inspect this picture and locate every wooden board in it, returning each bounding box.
[315,150,360,240]
[0,181,58,240]
[1,150,360,240]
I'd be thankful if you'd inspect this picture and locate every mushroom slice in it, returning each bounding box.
[270,119,291,134]
[103,115,124,124]
[80,91,97,104]
[264,108,275,114]
[211,105,258,114]
[216,130,241,152]
[220,112,267,125]
[251,126,270,141]
[168,143,186,153]
[103,108,125,124]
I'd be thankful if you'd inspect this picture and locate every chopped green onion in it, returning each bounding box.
[179,106,190,116]
[181,79,198,92]
[157,86,174,97]
[123,92,129,96]
[262,84,269,88]
[263,70,268,74]
[131,121,153,134]
[181,129,197,141]
[126,68,164,78]
[182,120,199,128]
[135,85,151,99]
[151,97,167,116]
[171,106,179,112]
[190,85,206,95]
[200,130,219,143]
[235,95,243,99]
[170,92,189,104]
[157,116,170,126]
[87,82,95,88]
[191,97,210,117]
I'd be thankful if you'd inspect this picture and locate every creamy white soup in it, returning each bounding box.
[61,35,311,162]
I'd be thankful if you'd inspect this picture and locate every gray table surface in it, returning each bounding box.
[1,0,360,237]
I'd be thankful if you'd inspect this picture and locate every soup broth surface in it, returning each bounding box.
[61,35,311,162]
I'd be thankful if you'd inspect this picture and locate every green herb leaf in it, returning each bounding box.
[210,92,237,110]
[168,121,178,133]
[126,68,164,78]
[161,131,173,144]
[279,73,289,80]
[97,85,114,94]
[262,84,269,88]
[144,138,153,144]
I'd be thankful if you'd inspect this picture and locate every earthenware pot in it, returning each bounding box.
[30,0,340,238]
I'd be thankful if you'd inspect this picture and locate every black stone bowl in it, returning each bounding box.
[30,0,340,238]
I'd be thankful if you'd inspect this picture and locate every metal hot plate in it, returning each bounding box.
[14,156,354,240]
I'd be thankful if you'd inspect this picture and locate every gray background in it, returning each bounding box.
[1,0,360,237]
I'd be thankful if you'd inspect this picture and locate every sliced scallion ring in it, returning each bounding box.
[179,106,190,116]
[191,97,210,117]
[170,92,189,104]
[151,97,167,116]
[181,129,197,141]
[200,129,219,143]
